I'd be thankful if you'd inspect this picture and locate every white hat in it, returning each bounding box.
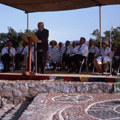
[102,39,109,46]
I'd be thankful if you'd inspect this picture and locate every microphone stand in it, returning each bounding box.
[108,26,114,76]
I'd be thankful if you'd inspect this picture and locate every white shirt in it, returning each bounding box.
[63,45,72,54]
[58,46,65,53]
[2,46,16,57]
[22,46,34,59]
[69,46,78,57]
[89,46,99,57]
[16,46,25,54]
[70,46,78,54]
[76,44,88,57]
[48,46,58,56]
[100,47,110,56]
[96,47,110,64]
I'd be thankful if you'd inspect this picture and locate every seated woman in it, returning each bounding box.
[47,40,58,68]
[47,40,58,60]
[94,39,110,75]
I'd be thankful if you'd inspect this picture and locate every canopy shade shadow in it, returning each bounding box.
[0,0,120,12]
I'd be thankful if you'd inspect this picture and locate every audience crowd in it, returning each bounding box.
[0,37,120,75]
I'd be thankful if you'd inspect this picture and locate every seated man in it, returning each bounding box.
[22,44,34,71]
[15,41,28,70]
[62,40,72,69]
[58,42,65,54]
[87,39,99,70]
[68,42,78,71]
[69,42,77,57]
[1,41,16,72]
[112,46,120,75]
[68,37,88,73]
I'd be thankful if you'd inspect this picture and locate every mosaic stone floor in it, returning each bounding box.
[18,93,120,120]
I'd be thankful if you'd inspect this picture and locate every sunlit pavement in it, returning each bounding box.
[19,93,120,120]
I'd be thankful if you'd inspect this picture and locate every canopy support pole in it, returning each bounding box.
[27,12,31,73]
[99,6,102,48]
[109,26,114,76]
[27,12,29,36]
[22,12,33,75]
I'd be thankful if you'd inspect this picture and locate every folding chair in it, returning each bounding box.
[117,62,120,76]
[9,57,15,72]
[20,60,25,72]
[79,57,88,73]
[46,52,63,72]
[92,57,110,75]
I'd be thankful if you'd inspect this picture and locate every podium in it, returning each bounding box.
[22,36,40,75]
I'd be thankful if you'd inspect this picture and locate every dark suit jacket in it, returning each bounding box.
[36,28,49,52]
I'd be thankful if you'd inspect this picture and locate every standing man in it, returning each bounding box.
[36,22,49,73]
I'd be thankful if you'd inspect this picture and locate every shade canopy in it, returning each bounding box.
[0,0,120,12]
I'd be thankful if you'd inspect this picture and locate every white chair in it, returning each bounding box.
[46,52,63,72]
[92,57,110,75]
[0,62,4,72]
[79,57,88,73]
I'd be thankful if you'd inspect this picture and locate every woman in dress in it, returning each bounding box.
[94,39,110,74]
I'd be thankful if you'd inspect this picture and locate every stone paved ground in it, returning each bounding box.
[17,93,120,120]
[1,93,120,120]
[0,100,32,120]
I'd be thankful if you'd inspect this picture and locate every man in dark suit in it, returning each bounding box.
[36,22,49,73]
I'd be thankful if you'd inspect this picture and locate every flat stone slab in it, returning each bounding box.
[0,100,32,120]
[19,93,120,120]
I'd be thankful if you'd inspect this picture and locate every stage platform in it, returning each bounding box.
[0,70,120,83]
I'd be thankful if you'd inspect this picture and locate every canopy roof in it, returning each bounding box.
[0,0,120,12]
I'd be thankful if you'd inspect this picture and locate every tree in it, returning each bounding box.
[91,27,120,48]
[104,27,120,48]
[91,29,101,40]
[24,29,37,36]
[7,27,19,48]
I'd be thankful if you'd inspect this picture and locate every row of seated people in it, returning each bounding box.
[1,41,34,72]
[47,37,98,73]
[47,38,120,75]
[1,39,120,75]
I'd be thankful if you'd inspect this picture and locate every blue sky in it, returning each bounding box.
[0,4,120,43]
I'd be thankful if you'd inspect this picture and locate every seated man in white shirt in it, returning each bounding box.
[68,42,77,71]
[68,37,88,73]
[87,39,99,70]
[62,40,72,69]
[58,42,65,54]
[1,41,16,72]
[15,41,28,70]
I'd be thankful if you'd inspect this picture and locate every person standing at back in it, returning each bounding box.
[35,22,49,73]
